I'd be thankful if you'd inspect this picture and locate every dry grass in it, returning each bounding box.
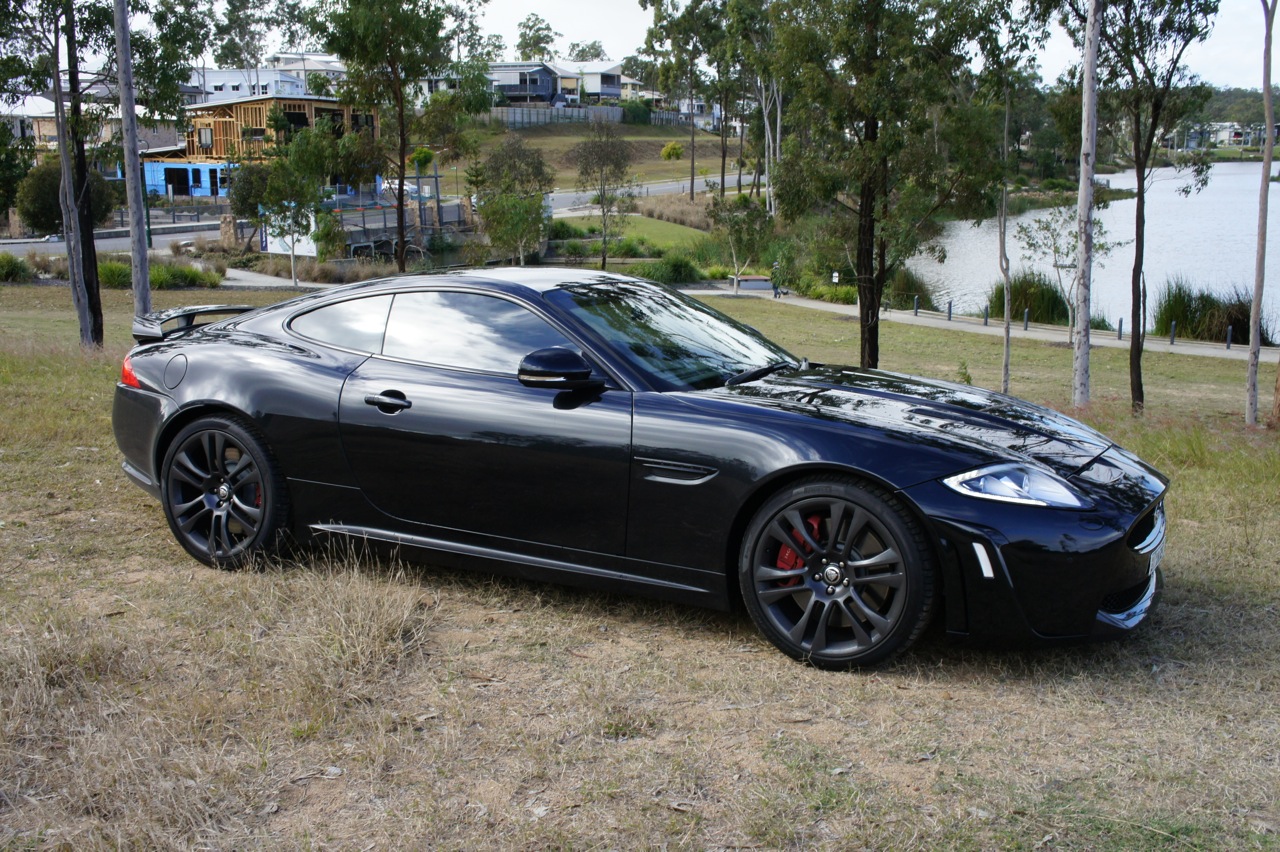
[1,284,1278,848]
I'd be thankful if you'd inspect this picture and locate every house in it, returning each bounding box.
[141,94,377,197]
[488,61,579,105]
[566,61,625,102]
[190,68,309,102]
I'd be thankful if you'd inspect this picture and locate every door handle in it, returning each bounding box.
[364,392,412,413]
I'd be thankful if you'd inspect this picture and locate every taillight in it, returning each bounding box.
[121,355,141,388]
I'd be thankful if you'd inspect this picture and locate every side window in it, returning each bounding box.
[290,295,393,353]
[382,291,575,374]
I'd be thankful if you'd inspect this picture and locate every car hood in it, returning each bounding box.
[714,365,1112,477]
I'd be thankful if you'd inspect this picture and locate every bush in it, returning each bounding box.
[150,261,221,289]
[627,254,702,285]
[561,240,587,263]
[704,264,732,280]
[661,141,684,161]
[613,236,660,258]
[98,261,132,289]
[884,268,938,311]
[549,219,587,240]
[1039,177,1075,193]
[14,160,114,235]
[621,101,651,124]
[805,284,859,305]
[1153,277,1273,346]
[0,251,34,282]
[988,270,1069,325]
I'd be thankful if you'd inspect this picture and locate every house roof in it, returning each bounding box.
[186,93,346,113]
[564,60,624,76]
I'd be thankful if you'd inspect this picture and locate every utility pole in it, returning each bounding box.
[113,0,151,315]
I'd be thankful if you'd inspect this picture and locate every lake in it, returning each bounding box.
[906,160,1280,328]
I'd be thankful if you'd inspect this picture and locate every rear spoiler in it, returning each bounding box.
[131,305,254,344]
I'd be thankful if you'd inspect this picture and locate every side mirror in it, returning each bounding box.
[518,348,605,391]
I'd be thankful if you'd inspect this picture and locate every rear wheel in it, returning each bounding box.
[739,477,935,669]
[160,415,288,568]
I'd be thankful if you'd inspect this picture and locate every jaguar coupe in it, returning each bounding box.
[112,268,1168,668]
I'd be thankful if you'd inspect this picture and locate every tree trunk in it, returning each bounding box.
[114,0,151,317]
[1250,0,1277,426]
[857,119,880,370]
[1129,154,1147,414]
[51,39,92,349]
[1074,0,1103,408]
[999,85,1012,396]
[65,0,103,346]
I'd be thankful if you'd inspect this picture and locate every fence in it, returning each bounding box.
[482,105,625,128]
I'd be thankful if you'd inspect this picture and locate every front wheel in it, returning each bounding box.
[739,477,936,669]
[160,415,288,569]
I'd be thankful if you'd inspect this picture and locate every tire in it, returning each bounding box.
[739,476,936,669]
[160,415,289,569]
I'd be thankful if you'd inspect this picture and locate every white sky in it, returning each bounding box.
[479,0,1270,91]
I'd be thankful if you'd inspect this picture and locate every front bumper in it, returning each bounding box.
[904,447,1169,642]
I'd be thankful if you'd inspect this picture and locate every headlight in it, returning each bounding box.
[943,463,1092,509]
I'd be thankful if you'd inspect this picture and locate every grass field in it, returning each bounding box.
[2,283,1278,848]
[559,214,709,247]
[463,123,733,189]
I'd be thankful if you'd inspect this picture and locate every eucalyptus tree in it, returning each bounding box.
[772,0,1001,369]
[309,0,450,272]
[643,0,721,200]
[0,0,202,347]
[566,41,609,62]
[1050,0,1218,413]
[572,118,636,269]
[516,13,559,61]
[471,135,555,265]
[1254,0,1278,426]
[725,0,784,213]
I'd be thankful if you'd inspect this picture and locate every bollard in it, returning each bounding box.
[947,301,952,321]
[1170,321,1176,345]
[1226,325,1233,350]
[983,306,989,326]
[914,295,919,316]
[1117,318,1123,341]
[1023,308,1029,331]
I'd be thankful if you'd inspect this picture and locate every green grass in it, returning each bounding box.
[559,214,707,248]
[0,283,1278,848]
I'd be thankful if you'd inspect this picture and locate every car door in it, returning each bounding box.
[338,289,632,555]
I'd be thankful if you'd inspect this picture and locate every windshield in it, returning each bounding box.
[546,281,797,391]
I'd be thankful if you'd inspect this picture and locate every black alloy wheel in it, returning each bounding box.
[740,477,935,669]
[160,415,287,568]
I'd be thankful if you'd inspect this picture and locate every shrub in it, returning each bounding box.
[1153,277,1273,346]
[98,261,132,289]
[561,240,587,262]
[1040,177,1075,193]
[0,251,34,282]
[549,219,587,240]
[661,141,684,161]
[150,260,221,289]
[627,254,702,285]
[621,101,650,124]
[884,267,938,311]
[805,284,859,305]
[15,160,114,235]
[613,236,660,258]
[704,264,732,280]
[988,270,1069,325]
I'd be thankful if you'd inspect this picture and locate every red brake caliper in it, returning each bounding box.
[774,514,822,587]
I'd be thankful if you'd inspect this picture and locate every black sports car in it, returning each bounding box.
[112,268,1168,668]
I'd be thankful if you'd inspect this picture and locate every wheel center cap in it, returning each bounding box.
[215,483,231,501]
[822,566,842,584]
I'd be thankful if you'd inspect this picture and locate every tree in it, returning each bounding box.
[709,193,770,289]
[1,0,202,347]
[14,160,113,234]
[213,0,269,91]
[1017,194,1124,336]
[516,13,559,61]
[228,161,272,248]
[310,0,450,273]
[566,40,608,62]
[471,135,554,265]
[1053,0,1218,413]
[0,124,32,212]
[1254,0,1278,426]
[725,0,784,213]
[773,0,1002,369]
[573,119,637,269]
